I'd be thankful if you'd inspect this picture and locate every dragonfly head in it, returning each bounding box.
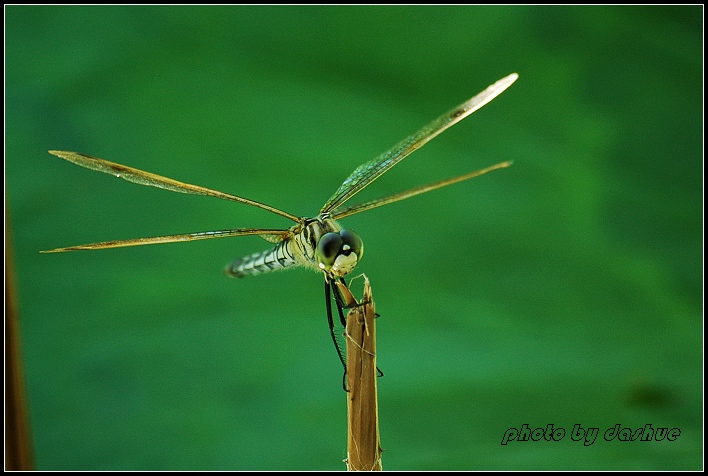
[315,229,363,277]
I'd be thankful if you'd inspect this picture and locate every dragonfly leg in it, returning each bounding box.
[324,278,348,390]
[332,277,350,327]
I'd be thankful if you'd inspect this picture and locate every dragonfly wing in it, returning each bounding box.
[259,233,290,244]
[332,160,513,220]
[48,150,300,222]
[40,228,290,253]
[319,73,518,214]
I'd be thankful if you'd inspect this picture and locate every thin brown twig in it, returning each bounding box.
[337,277,383,471]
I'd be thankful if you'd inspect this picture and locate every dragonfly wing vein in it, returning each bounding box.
[48,150,301,222]
[319,73,518,214]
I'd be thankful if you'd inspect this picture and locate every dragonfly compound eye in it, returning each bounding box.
[339,229,363,261]
[330,229,363,277]
[315,230,364,276]
[316,232,343,270]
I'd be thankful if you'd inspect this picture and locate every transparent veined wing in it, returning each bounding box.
[40,228,291,253]
[319,73,518,215]
[332,160,513,220]
[48,150,301,223]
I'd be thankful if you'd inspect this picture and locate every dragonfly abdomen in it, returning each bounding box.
[225,240,300,278]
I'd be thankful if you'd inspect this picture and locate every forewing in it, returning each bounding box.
[48,150,300,222]
[319,73,518,214]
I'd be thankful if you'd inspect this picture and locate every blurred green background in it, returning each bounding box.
[5,5,702,470]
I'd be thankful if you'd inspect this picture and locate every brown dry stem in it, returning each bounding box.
[337,277,383,471]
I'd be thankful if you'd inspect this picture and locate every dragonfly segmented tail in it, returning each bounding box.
[225,240,299,278]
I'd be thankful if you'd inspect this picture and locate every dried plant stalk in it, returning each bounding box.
[337,277,383,471]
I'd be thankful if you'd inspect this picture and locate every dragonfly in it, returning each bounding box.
[43,72,518,373]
